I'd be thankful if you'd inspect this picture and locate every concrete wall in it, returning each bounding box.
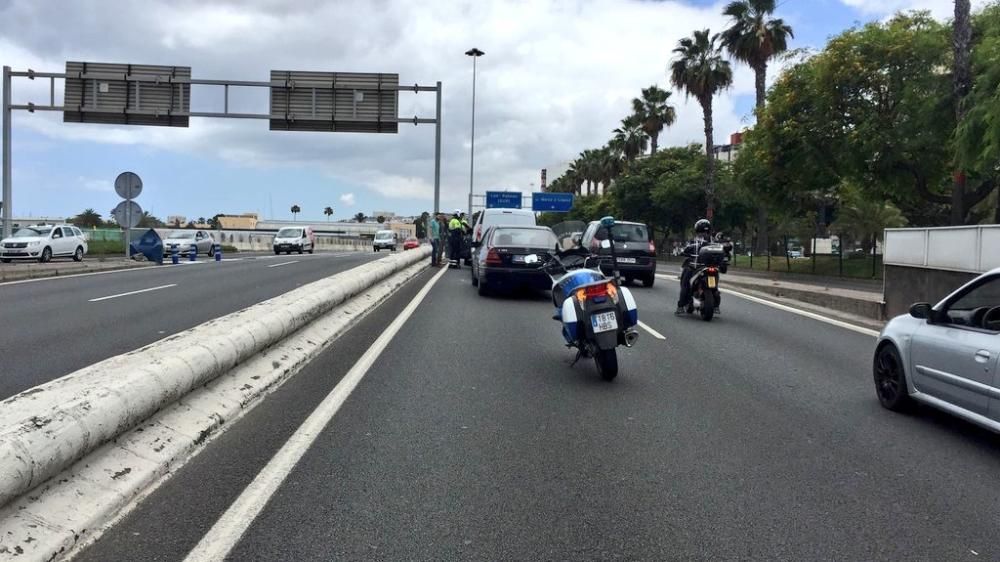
[211,230,369,252]
[883,265,977,319]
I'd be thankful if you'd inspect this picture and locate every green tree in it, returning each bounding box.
[290,205,301,220]
[354,212,366,223]
[610,115,649,164]
[377,215,387,224]
[833,184,908,254]
[208,214,222,229]
[671,29,734,218]
[324,206,334,221]
[597,145,624,194]
[956,2,1000,223]
[70,208,103,229]
[952,0,974,224]
[137,212,165,229]
[416,212,429,239]
[631,86,676,155]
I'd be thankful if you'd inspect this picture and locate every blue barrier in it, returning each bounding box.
[189,244,197,262]
[170,245,179,265]
[214,244,222,262]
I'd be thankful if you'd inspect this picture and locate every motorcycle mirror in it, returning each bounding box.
[600,216,616,228]
[600,240,612,249]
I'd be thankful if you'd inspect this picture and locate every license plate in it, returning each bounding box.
[512,255,525,263]
[591,311,618,333]
[707,276,717,288]
[616,257,637,264]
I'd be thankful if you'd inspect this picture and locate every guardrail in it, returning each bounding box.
[884,225,1000,274]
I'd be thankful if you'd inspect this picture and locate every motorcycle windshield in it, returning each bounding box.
[550,221,587,252]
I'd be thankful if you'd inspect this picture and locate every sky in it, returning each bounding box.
[0,0,982,223]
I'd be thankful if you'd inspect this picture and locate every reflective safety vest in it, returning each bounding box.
[449,217,463,231]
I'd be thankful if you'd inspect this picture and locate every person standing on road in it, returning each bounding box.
[437,214,448,265]
[448,210,464,269]
[427,213,441,267]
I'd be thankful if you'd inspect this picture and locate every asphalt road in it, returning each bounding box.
[77,268,1000,561]
[0,250,384,399]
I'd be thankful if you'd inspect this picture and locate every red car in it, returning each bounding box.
[403,237,420,250]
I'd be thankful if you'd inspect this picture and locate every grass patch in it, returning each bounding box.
[731,254,882,280]
[86,239,125,256]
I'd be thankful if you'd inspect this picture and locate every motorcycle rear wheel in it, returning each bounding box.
[701,290,716,322]
[594,348,618,381]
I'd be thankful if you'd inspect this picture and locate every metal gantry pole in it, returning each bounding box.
[434,81,442,215]
[468,56,477,218]
[2,66,12,239]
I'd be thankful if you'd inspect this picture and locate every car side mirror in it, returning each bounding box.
[909,303,933,321]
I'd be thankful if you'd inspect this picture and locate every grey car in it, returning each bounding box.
[874,267,1000,431]
[162,230,216,257]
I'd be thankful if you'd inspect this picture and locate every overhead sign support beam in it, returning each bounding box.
[0,62,444,238]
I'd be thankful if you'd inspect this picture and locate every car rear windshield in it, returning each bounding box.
[13,227,51,237]
[596,224,648,243]
[491,228,556,248]
[277,228,303,238]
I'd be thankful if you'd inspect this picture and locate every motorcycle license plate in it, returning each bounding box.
[707,277,717,288]
[591,311,618,333]
[617,257,637,264]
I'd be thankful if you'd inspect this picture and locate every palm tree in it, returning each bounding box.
[671,29,733,218]
[834,197,907,255]
[610,115,649,164]
[290,205,301,221]
[71,208,103,229]
[720,0,793,113]
[354,212,366,223]
[597,146,623,194]
[324,206,334,221]
[578,149,604,196]
[631,86,676,155]
[566,161,584,196]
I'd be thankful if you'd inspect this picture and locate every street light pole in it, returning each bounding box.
[465,48,484,218]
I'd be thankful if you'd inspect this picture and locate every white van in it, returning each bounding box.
[273,226,315,255]
[473,208,536,244]
[373,230,397,252]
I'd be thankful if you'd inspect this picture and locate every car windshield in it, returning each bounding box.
[277,228,303,238]
[596,224,648,243]
[491,228,556,248]
[13,227,51,237]
[375,232,393,240]
[170,232,196,239]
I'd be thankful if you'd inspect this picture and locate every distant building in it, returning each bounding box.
[713,131,744,163]
[216,212,260,230]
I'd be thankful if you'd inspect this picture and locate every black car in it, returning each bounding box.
[581,220,656,287]
[471,226,558,296]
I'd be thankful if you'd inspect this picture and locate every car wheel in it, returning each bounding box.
[39,247,52,263]
[874,344,914,412]
[307,246,314,254]
[73,246,85,262]
[642,275,655,288]
[298,247,304,254]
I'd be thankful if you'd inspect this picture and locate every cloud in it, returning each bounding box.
[339,192,356,207]
[1,0,762,212]
[838,0,990,18]
[79,177,113,192]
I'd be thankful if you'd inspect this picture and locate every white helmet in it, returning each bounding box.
[453,209,462,215]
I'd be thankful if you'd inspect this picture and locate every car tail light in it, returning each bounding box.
[707,267,718,274]
[486,248,503,265]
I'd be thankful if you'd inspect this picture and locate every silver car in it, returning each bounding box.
[162,230,215,257]
[874,268,1000,431]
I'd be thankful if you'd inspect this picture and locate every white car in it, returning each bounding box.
[874,268,1000,431]
[1,224,88,263]
[373,230,397,252]
[472,208,536,244]
[162,230,216,257]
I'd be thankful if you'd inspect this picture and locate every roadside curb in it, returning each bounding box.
[0,249,430,523]
[722,278,884,322]
[0,260,153,283]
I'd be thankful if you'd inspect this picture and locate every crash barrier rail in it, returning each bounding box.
[0,247,431,509]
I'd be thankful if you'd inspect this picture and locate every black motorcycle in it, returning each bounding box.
[683,243,729,322]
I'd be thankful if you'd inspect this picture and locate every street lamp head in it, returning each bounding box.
[465,48,485,57]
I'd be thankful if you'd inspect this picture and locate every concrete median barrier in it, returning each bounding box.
[0,247,430,511]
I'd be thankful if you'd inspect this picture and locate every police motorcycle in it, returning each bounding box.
[523,217,639,381]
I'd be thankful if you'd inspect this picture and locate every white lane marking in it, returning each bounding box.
[656,273,680,280]
[183,265,447,562]
[637,320,666,340]
[721,288,880,338]
[267,260,300,268]
[88,284,177,302]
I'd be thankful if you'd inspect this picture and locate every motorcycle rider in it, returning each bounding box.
[448,209,465,268]
[676,219,715,315]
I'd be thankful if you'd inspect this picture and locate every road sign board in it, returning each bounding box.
[114,171,143,200]
[113,200,143,228]
[269,71,400,133]
[64,62,191,127]
[532,192,574,212]
[485,191,522,209]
